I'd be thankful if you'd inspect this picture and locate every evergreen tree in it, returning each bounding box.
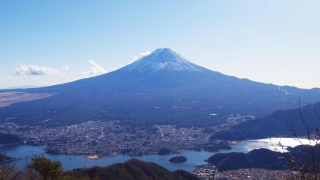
[28,156,63,180]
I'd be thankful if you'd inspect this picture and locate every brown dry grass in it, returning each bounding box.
[0,92,54,108]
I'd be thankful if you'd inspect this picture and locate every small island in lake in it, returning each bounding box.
[85,155,99,160]
[169,156,187,163]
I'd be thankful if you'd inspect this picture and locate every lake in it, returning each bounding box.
[0,137,311,172]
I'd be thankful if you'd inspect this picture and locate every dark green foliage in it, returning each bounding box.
[169,156,187,163]
[210,130,267,141]
[211,102,320,141]
[204,142,232,152]
[208,152,254,171]
[247,149,284,170]
[67,158,200,180]
[207,145,320,172]
[0,133,21,144]
[28,156,63,180]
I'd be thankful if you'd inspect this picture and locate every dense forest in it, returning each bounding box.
[210,102,320,140]
[0,157,200,180]
[0,132,21,144]
[68,158,199,180]
[208,145,320,172]
[169,156,187,163]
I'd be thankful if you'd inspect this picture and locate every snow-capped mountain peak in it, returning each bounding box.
[121,48,202,73]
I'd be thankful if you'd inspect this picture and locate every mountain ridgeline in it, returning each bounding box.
[1,48,320,128]
[67,159,200,180]
[207,144,320,172]
[210,101,320,140]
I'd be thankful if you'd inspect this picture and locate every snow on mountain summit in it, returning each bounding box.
[121,48,202,73]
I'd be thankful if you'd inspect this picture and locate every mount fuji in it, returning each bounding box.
[1,48,320,128]
[121,48,202,73]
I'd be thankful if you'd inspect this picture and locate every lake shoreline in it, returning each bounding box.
[0,138,307,172]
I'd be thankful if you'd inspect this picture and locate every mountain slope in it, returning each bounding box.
[67,158,200,180]
[208,145,320,171]
[1,48,320,127]
[207,148,285,171]
[120,48,203,73]
[210,102,320,140]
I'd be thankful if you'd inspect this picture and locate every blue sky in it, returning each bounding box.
[1,1,319,89]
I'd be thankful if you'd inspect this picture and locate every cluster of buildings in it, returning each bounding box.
[193,166,290,180]
[0,121,230,157]
[0,119,295,180]
[215,168,289,180]
[193,164,217,180]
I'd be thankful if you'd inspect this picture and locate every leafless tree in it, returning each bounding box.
[0,161,23,180]
[273,97,320,180]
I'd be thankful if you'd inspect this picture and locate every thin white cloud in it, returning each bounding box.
[7,76,15,79]
[82,60,106,75]
[65,65,69,70]
[14,65,61,76]
[131,50,151,61]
